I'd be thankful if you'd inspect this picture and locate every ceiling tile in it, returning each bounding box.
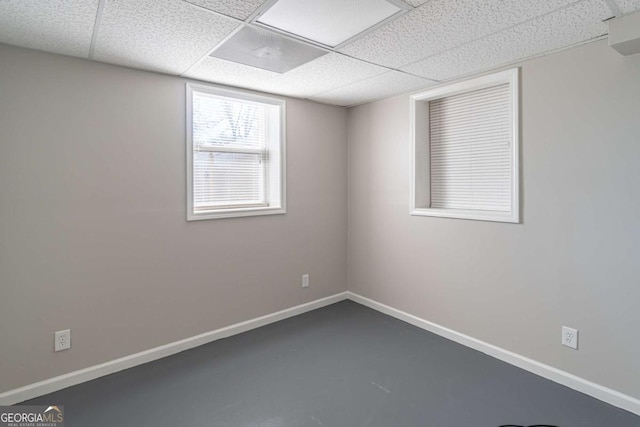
[259,53,388,98]
[186,0,266,20]
[339,0,581,68]
[256,0,404,48]
[183,56,280,92]
[0,0,99,58]
[401,0,609,81]
[186,51,390,101]
[93,0,239,74]
[615,0,640,13]
[310,71,435,106]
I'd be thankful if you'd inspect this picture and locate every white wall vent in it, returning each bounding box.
[609,11,640,56]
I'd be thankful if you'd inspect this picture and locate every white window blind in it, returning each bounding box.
[411,68,519,223]
[187,83,285,221]
[193,93,268,210]
[429,82,512,212]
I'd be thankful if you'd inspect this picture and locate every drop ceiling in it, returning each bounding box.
[0,0,637,107]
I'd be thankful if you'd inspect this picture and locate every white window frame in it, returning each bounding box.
[186,83,286,221]
[410,68,520,223]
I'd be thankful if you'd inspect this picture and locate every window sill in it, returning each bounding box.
[411,207,519,224]
[188,206,286,221]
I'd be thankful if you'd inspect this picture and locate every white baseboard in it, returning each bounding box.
[0,292,348,406]
[346,291,640,416]
[4,290,639,417]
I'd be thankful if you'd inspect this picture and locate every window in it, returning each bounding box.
[410,68,519,223]
[186,83,286,220]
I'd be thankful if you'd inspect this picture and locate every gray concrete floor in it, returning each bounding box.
[24,301,640,426]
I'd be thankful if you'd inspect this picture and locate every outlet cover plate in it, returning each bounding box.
[562,326,578,350]
[302,274,310,288]
[55,329,71,352]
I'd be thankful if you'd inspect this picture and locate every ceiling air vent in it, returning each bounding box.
[210,25,328,74]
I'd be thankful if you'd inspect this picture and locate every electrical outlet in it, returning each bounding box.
[302,274,310,288]
[55,329,71,352]
[562,326,578,350]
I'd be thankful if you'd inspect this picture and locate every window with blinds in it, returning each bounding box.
[187,84,286,220]
[411,69,519,223]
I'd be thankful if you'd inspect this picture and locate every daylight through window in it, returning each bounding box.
[187,84,285,220]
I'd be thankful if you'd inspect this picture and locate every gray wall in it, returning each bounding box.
[2,38,639,401]
[0,44,348,392]
[347,40,640,399]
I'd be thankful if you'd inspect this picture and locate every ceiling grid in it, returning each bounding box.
[0,0,636,106]
[399,0,614,79]
[88,0,107,60]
